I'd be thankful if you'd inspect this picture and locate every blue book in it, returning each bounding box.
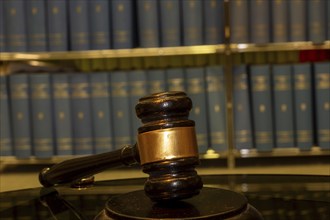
[185,67,209,153]
[229,0,249,43]
[52,74,73,156]
[292,63,314,150]
[110,72,132,148]
[3,0,27,52]
[128,70,148,141]
[250,65,274,151]
[272,65,295,148]
[166,68,186,92]
[250,0,270,44]
[46,0,68,51]
[307,0,326,43]
[203,0,225,45]
[89,0,111,50]
[30,74,54,158]
[26,0,47,52]
[111,0,134,49]
[137,0,160,48]
[328,0,330,40]
[159,0,181,47]
[0,1,5,52]
[147,69,167,94]
[314,62,330,149]
[90,73,113,154]
[271,0,288,43]
[9,74,32,158]
[182,0,203,46]
[68,0,90,50]
[233,65,253,150]
[0,76,13,156]
[205,66,226,152]
[289,0,307,42]
[70,74,93,155]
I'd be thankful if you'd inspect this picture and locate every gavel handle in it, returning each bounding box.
[39,144,140,187]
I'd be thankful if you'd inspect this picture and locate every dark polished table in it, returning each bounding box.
[0,174,329,220]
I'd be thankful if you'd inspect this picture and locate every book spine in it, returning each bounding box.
[110,72,132,149]
[128,70,148,142]
[292,63,314,150]
[203,0,225,45]
[229,0,249,43]
[147,69,166,94]
[250,65,274,151]
[159,0,181,47]
[111,0,133,49]
[30,74,54,158]
[233,65,253,150]
[182,0,203,46]
[52,74,73,156]
[89,0,111,50]
[271,0,288,43]
[90,73,114,154]
[0,1,5,52]
[307,0,326,43]
[272,65,295,148]
[250,0,270,44]
[205,66,226,152]
[26,0,47,52]
[68,0,90,50]
[328,0,330,40]
[9,74,32,158]
[137,0,160,48]
[289,0,307,42]
[166,68,186,92]
[314,62,330,149]
[46,0,68,51]
[3,0,27,52]
[0,76,13,156]
[186,67,209,153]
[70,74,93,155]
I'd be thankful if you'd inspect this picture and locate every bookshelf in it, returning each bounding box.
[1,0,329,170]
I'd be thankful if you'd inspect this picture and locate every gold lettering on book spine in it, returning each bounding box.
[168,78,184,91]
[316,73,330,89]
[130,81,146,96]
[92,82,108,97]
[206,75,223,92]
[32,84,49,99]
[11,84,28,99]
[188,78,202,94]
[54,83,69,98]
[253,76,268,92]
[72,83,89,98]
[275,75,289,91]
[111,82,128,97]
[295,74,308,90]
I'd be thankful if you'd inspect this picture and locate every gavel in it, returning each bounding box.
[39,91,203,202]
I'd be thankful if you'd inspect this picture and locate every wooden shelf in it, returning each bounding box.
[1,41,329,61]
[229,41,330,53]
[0,45,226,61]
[234,147,330,158]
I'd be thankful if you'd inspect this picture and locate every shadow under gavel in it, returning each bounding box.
[39,91,203,202]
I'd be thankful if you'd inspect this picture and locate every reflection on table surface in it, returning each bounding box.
[0,174,329,220]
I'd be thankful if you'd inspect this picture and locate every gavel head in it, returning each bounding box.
[135,91,203,202]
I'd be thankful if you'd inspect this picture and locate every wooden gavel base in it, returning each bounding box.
[94,187,263,220]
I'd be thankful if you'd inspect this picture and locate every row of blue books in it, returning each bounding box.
[230,0,330,44]
[234,62,330,151]
[1,62,329,159]
[0,0,225,52]
[0,66,227,158]
[2,0,329,53]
